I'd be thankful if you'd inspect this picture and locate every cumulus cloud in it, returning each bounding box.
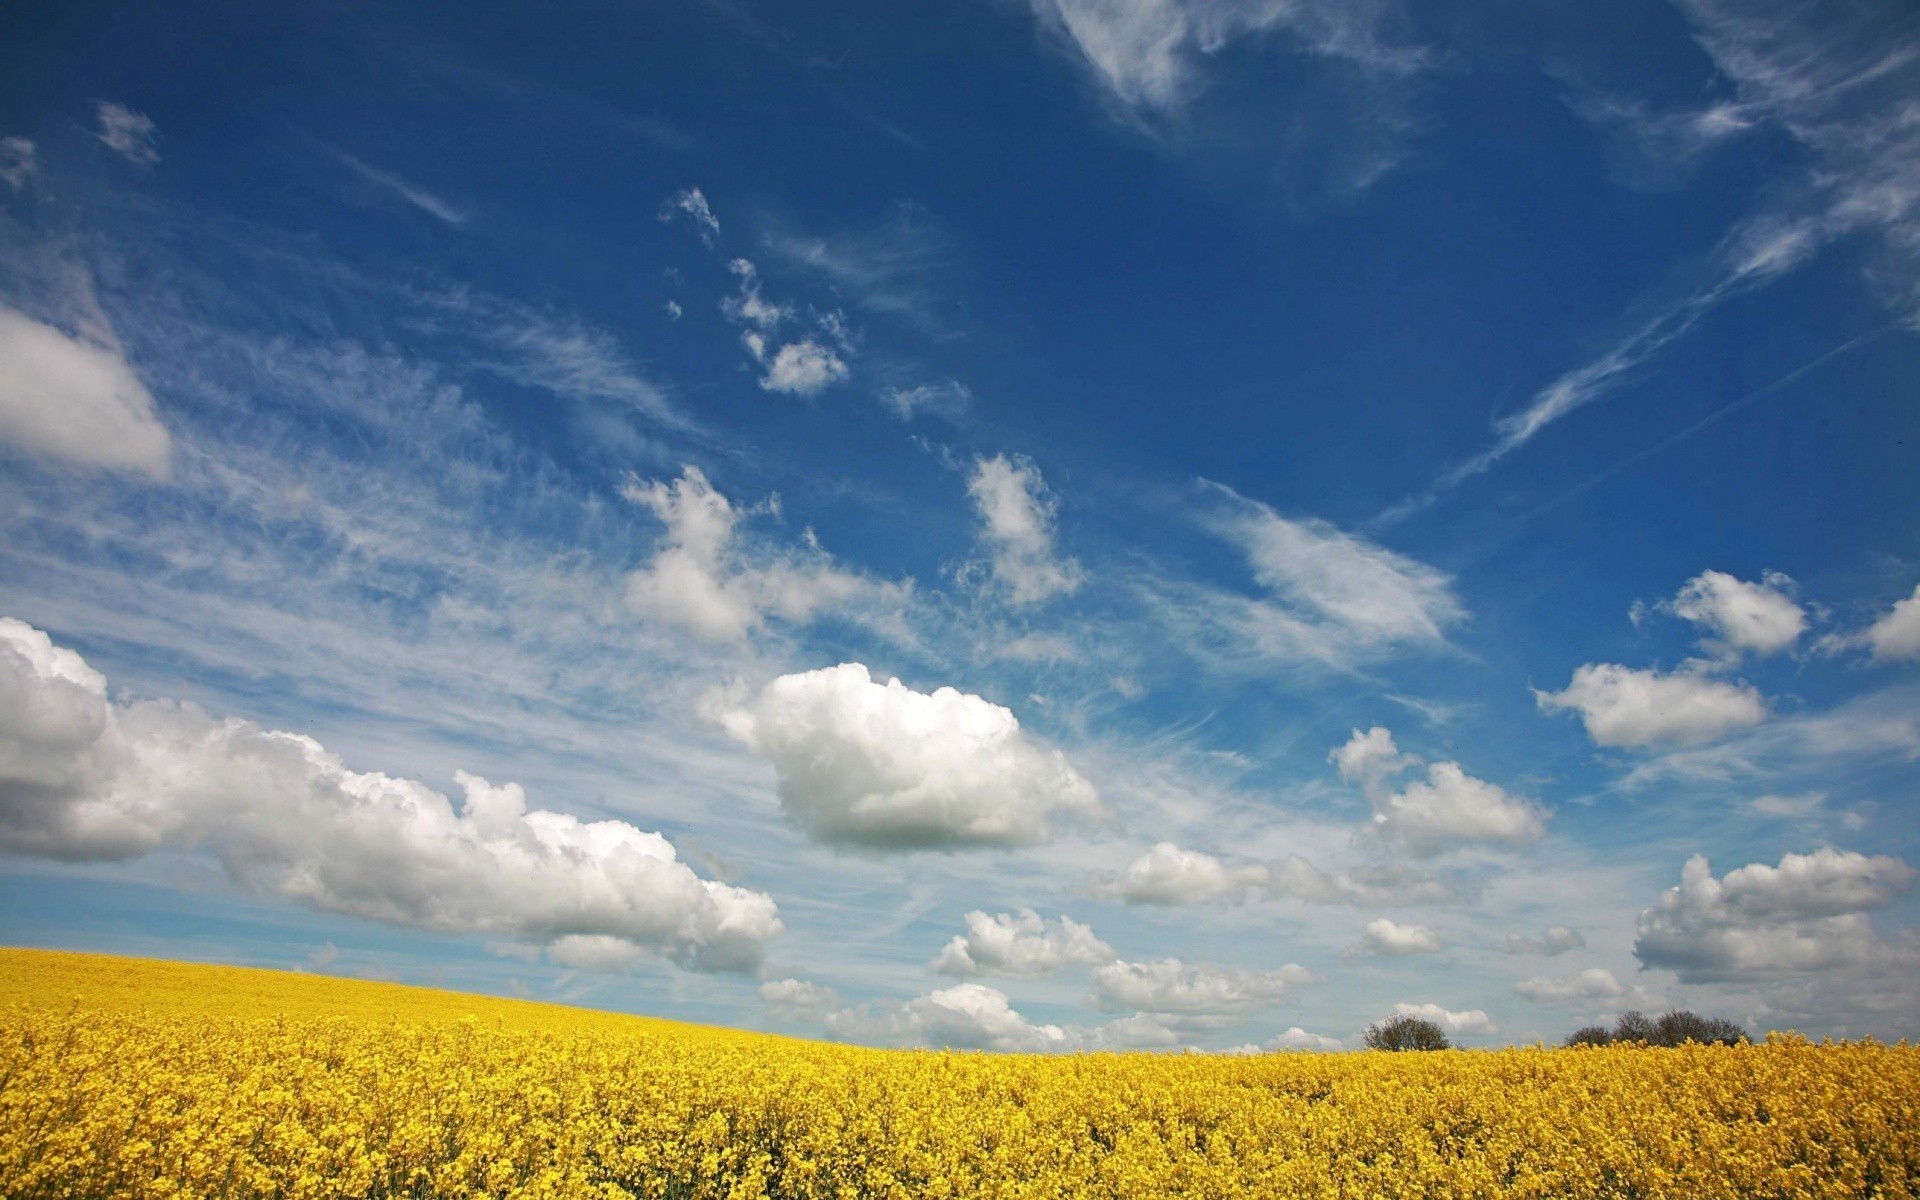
[758,339,849,396]
[662,186,721,245]
[0,305,171,478]
[966,454,1085,605]
[759,978,842,1021]
[1535,664,1768,747]
[1332,727,1546,857]
[1634,848,1918,983]
[713,663,1104,850]
[1658,569,1807,658]
[1857,584,1920,663]
[1503,926,1586,956]
[931,909,1115,977]
[1264,1027,1348,1052]
[1090,958,1317,1016]
[825,983,1182,1052]
[622,465,883,642]
[1087,842,1268,905]
[1515,968,1631,1005]
[1,136,36,190]
[1351,918,1440,957]
[722,259,789,330]
[95,101,158,165]
[1391,1002,1494,1036]
[0,618,780,971]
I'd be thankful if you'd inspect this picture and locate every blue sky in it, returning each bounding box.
[1,0,1917,1051]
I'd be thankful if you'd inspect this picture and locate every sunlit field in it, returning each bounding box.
[3,949,1915,1198]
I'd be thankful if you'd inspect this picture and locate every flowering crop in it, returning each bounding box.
[3,948,1915,1198]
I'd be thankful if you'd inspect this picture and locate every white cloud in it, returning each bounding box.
[1391,1002,1494,1035]
[0,618,781,971]
[546,934,648,973]
[0,305,171,478]
[758,339,849,396]
[759,977,842,1020]
[1503,926,1585,956]
[831,982,1072,1052]
[931,908,1115,977]
[1087,841,1267,905]
[1634,848,1918,983]
[1352,917,1440,957]
[662,187,721,245]
[1090,958,1317,1016]
[1264,1026,1348,1051]
[1332,727,1546,857]
[1535,664,1768,747]
[1025,0,1423,112]
[713,663,1104,850]
[1749,791,1828,819]
[1515,968,1631,1005]
[1660,569,1807,657]
[721,259,789,330]
[1172,485,1464,669]
[332,149,469,226]
[967,454,1084,605]
[1862,584,1920,663]
[882,379,971,422]
[95,101,157,165]
[622,466,879,642]
[1,136,36,190]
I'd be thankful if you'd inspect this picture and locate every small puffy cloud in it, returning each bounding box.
[95,101,158,165]
[1090,958,1317,1016]
[0,619,780,972]
[1352,918,1440,957]
[882,378,971,422]
[1503,926,1585,956]
[1863,585,1920,663]
[1,136,36,190]
[622,466,880,642]
[662,187,721,245]
[758,339,849,396]
[931,909,1115,977]
[831,982,1072,1052]
[1332,727,1546,858]
[967,454,1085,606]
[1634,848,1918,983]
[759,978,842,1021]
[1391,1002,1494,1036]
[721,259,789,330]
[1659,569,1806,657]
[1515,968,1629,1005]
[0,305,171,478]
[1264,1027,1347,1052]
[713,663,1104,850]
[1535,663,1768,747]
[1086,842,1268,905]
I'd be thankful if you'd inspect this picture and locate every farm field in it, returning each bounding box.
[2,947,1916,1199]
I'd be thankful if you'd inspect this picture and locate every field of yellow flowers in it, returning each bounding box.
[3,948,1915,1198]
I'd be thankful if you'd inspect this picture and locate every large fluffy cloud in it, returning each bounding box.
[1515,968,1631,1005]
[713,663,1104,850]
[1634,848,1918,982]
[1535,663,1768,747]
[1331,727,1546,857]
[1862,584,1920,663]
[0,618,779,971]
[1090,958,1317,1016]
[0,306,171,478]
[967,454,1084,606]
[931,909,1115,977]
[1086,841,1268,905]
[1659,569,1807,657]
[622,466,884,642]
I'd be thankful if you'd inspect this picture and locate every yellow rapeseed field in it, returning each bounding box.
[2,948,1914,1199]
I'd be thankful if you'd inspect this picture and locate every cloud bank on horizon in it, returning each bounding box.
[0,0,1915,1049]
